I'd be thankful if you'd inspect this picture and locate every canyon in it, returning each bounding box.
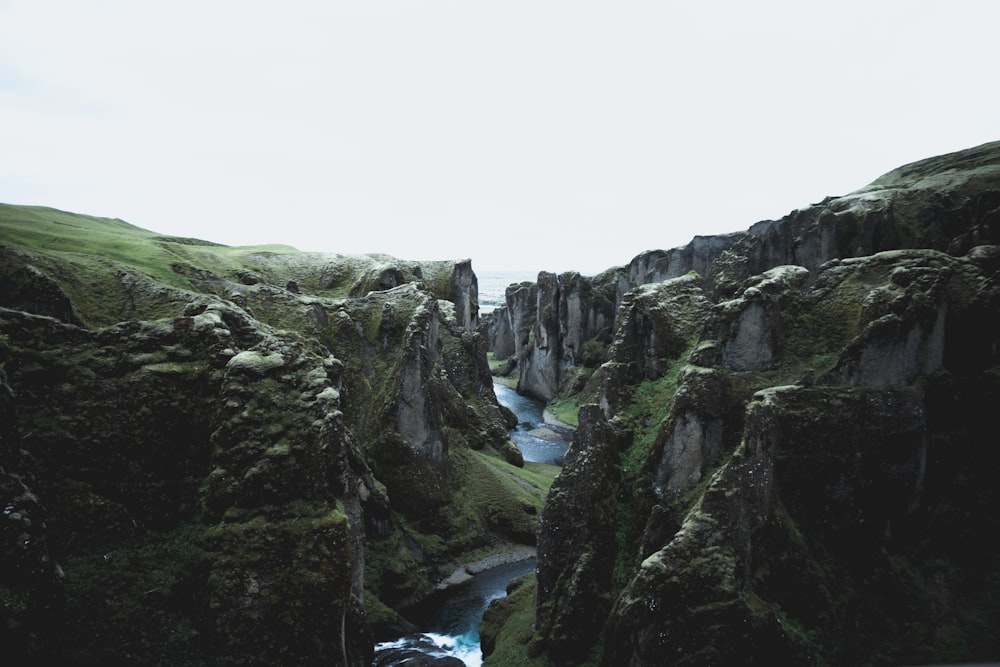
[2,140,999,665]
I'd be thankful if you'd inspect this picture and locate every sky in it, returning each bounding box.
[1,1,998,275]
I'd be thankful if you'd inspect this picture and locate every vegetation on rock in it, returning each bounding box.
[0,203,544,664]
[484,141,1000,666]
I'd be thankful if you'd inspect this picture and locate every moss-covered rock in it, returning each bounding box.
[535,405,629,666]
[480,573,546,666]
[0,206,536,663]
[519,141,1000,666]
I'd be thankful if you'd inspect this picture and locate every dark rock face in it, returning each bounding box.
[0,301,374,665]
[0,223,519,664]
[535,405,628,666]
[605,385,929,666]
[488,143,1000,406]
[485,304,515,360]
[512,271,616,402]
[522,141,1000,666]
[519,272,562,401]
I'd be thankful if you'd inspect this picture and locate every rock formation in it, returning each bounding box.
[4,138,1000,666]
[487,141,1000,666]
[0,211,535,664]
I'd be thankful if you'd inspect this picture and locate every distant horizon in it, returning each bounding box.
[1,197,719,276]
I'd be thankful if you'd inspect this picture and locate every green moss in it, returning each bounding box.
[481,573,547,667]
[781,274,864,378]
[0,203,301,319]
[580,337,607,368]
[619,350,690,475]
[611,499,634,588]
[606,340,698,592]
[440,447,552,545]
[486,351,507,372]
[365,447,559,616]
[365,526,432,609]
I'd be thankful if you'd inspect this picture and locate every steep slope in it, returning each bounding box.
[0,204,540,664]
[486,141,1000,666]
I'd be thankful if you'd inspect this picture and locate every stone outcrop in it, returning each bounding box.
[535,405,628,666]
[487,142,1000,407]
[0,209,529,664]
[498,270,616,402]
[606,385,931,666]
[513,142,1000,666]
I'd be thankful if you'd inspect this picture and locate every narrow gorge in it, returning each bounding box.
[1,140,999,666]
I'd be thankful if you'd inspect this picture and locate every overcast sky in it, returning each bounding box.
[1,1,997,275]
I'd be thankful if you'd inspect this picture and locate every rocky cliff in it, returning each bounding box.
[487,141,1000,666]
[0,206,540,664]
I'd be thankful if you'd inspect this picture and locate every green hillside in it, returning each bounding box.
[0,203,461,327]
[0,203,298,290]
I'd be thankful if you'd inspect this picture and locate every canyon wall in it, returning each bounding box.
[489,141,1000,666]
[0,222,526,664]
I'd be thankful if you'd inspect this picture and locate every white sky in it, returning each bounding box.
[1,1,997,275]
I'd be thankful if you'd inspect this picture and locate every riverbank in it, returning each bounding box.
[542,408,574,430]
[435,545,538,590]
[491,373,576,430]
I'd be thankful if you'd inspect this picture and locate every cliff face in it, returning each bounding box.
[488,144,1000,402]
[522,141,1000,666]
[0,211,526,664]
[483,271,616,402]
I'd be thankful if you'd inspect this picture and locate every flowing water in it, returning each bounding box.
[371,382,573,666]
[372,559,537,667]
[493,382,573,465]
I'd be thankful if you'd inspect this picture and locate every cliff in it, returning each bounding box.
[486,141,1000,666]
[0,205,542,664]
[486,142,1000,403]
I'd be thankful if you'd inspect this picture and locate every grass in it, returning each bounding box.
[448,447,557,530]
[481,573,547,667]
[486,352,506,372]
[608,340,698,591]
[364,446,559,619]
[0,202,447,325]
[618,349,691,475]
[0,203,297,290]
[546,396,580,427]
[0,203,306,325]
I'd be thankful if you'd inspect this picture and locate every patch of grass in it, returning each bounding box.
[444,448,554,539]
[365,447,559,611]
[481,573,547,667]
[781,273,864,379]
[0,203,298,288]
[619,351,690,475]
[486,352,506,372]
[0,203,307,325]
[547,396,580,427]
[610,339,698,589]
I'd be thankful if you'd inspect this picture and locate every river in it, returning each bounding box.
[493,382,573,466]
[371,382,572,666]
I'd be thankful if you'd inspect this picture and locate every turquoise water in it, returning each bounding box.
[372,559,537,667]
[371,302,571,665]
[493,382,572,465]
